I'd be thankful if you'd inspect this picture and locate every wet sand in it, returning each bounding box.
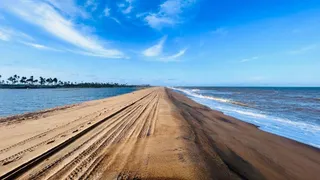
[0,87,319,180]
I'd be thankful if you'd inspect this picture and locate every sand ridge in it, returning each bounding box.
[0,88,202,179]
[0,87,319,180]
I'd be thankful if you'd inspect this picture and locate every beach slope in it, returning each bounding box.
[0,87,319,180]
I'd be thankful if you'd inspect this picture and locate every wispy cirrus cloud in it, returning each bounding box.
[160,48,187,62]
[110,17,122,25]
[1,0,125,58]
[144,15,175,29]
[142,0,196,29]
[103,7,110,17]
[21,41,62,52]
[142,36,167,57]
[44,0,89,18]
[118,0,134,15]
[0,26,33,42]
[287,44,317,55]
[142,35,187,62]
[0,30,10,41]
[102,6,122,25]
[85,0,99,12]
[240,56,259,63]
[0,26,61,51]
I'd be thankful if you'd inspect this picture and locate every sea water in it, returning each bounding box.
[171,87,320,148]
[0,88,137,117]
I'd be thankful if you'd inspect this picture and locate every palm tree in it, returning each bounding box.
[20,76,27,84]
[13,74,20,84]
[39,77,46,85]
[33,79,38,84]
[46,78,53,85]
[53,78,58,85]
[58,80,63,86]
[7,76,14,84]
[27,76,34,85]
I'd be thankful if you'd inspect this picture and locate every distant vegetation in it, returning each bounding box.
[0,74,149,89]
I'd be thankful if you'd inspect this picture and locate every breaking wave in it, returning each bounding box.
[170,87,320,148]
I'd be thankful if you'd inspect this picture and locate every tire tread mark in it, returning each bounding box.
[0,91,155,180]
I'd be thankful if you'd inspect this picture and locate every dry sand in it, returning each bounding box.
[0,87,319,180]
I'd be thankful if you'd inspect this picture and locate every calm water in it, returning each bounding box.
[0,88,137,117]
[172,87,320,148]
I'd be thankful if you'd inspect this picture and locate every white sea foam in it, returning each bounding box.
[171,87,231,103]
[170,87,320,148]
[231,109,267,118]
[171,87,250,107]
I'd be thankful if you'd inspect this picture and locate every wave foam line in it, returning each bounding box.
[170,87,251,107]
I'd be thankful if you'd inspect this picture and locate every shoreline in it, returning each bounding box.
[0,87,319,179]
[0,85,147,89]
[171,87,320,149]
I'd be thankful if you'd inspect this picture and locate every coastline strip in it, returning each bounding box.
[0,87,319,180]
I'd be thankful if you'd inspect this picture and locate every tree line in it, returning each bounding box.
[0,75,145,88]
[1,75,60,85]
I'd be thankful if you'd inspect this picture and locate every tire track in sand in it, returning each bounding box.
[44,92,158,180]
[0,89,158,180]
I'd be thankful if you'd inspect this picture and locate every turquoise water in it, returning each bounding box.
[172,87,320,148]
[0,88,137,117]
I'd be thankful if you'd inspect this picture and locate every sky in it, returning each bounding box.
[0,0,320,86]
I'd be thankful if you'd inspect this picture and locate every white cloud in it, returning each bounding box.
[118,0,134,14]
[102,7,121,25]
[240,56,259,63]
[1,0,125,58]
[143,0,196,29]
[160,0,182,16]
[123,6,133,14]
[288,45,317,55]
[0,31,10,41]
[0,26,33,42]
[43,0,89,18]
[142,36,186,62]
[144,14,175,29]
[118,3,126,8]
[104,7,110,17]
[68,49,128,58]
[161,48,187,60]
[0,26,61,52]
[142,36,167,57]
[110,17,122,25]
[85,0,98,12]
[21,41,61,51]
[136,12,148,18]
[23,42,49,49]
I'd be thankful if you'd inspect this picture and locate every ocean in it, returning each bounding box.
[0,87,137,117]
[171,87,320,148]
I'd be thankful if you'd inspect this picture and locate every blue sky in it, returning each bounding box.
[0,0,320,86]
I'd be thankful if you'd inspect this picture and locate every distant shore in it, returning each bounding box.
[0,87,319,179]
[0,84,149,89]
[0,74,149,89]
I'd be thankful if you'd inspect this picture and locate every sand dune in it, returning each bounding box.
[0,87,319,180]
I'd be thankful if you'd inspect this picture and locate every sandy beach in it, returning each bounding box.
[0,87,319,180]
